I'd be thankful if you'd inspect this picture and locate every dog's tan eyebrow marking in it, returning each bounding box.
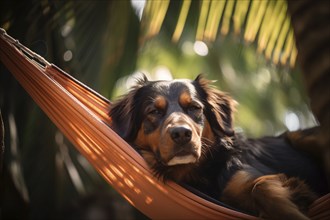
[154,96,167,109]
[179,91,192,107]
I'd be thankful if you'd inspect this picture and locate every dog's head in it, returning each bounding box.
[110,74,236,181]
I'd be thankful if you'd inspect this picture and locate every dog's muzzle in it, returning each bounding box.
[166,125,200,166]
[161,113,202,166]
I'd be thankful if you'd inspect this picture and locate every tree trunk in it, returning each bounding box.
[287,0,330,186]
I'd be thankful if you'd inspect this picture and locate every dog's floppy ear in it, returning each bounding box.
[109,74,149,141]
[194,74,236,137]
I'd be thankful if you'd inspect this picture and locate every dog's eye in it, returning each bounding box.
[187,104,202,113]
[148,108,163,116]
[187,104,203,122]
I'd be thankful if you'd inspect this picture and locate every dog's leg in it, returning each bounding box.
[251,174,311,220]
[222,171,311,220]
[285,127,330,188]
[284,127,323,164]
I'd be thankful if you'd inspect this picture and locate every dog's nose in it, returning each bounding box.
[170,126,192,145]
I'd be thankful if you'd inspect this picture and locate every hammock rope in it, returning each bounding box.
[0,28,329,219]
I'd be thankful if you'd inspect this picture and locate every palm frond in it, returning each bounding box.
[141,0,297,67]
[203,0,225,41]
[140,0,170,42]
[172,0,191,42]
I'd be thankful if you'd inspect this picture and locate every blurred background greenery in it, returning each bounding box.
[0,0,319,219]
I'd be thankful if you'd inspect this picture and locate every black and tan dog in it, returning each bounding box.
[110,75,328,219]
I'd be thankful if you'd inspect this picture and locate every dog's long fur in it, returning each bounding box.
[109,75,328,219]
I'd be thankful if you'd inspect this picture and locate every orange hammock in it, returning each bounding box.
[1,29,329,220]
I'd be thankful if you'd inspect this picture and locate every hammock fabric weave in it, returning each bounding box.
[1,29,329,219]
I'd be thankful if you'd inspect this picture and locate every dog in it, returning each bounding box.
[109,75,328,219]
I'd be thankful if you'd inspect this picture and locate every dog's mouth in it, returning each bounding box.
[167,154,197,166]
[166,149,200,166]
